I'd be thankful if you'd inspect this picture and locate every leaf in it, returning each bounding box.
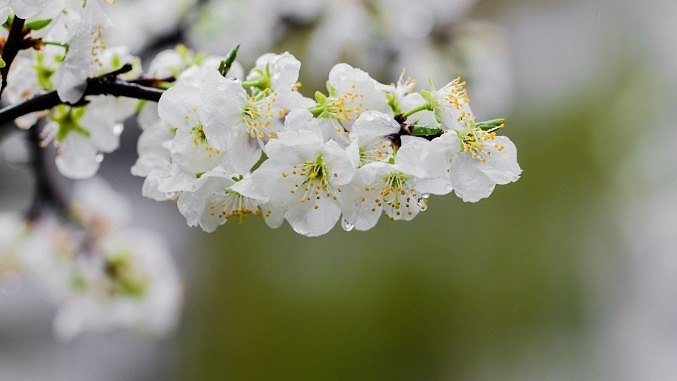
[219,44,240,77]
[25,19,52,31]
[410,126,442,137]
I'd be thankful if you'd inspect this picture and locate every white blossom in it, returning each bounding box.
[252,128,357,237]
[46,96,136,179]
[52,228,182,340]
[438,116,521,202]
[177,170,282,232]
[342,136,451,230]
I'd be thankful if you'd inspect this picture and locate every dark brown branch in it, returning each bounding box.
[0,64,164,126]
[0,17,27,97]
[26,122,69,221]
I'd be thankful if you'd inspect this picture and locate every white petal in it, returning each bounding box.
[198,70,246,150]
[158,83,201,129]
[449,155,496,202]
[285,197,341,237]
[270,52,301,91]
[12,0,50,19]
[0,2,10,25]
[351,110,400,138]
[322,140,355,186]
[226,128,262,174]
[55,134,100,179]
[478,136,522,185]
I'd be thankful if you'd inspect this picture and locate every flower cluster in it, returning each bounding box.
[134,50,522,237]
[0,179,182,340]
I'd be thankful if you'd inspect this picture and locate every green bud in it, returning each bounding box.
[314,91,327,104]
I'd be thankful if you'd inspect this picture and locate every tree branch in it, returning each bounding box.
[0,17,27,97]
[0,64,165,126]
[26,121,69,221]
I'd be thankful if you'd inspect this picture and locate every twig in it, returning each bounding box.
[0,64,164,126]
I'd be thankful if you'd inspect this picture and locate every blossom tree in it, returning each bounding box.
[0,0,521,338]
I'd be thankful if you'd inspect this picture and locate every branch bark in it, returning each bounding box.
[0,17,27,97]
[26,121,69,221]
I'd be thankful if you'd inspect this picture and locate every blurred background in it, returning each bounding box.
[2,0,677,379]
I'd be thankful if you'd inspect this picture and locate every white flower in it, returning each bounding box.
[435,77,474,131]
[4,56,44,129]
[18,179,182,340]
[177,170,282,233]
[131,104,175,201]
[343,136,451,230]
[313,63,390,143]
[19,216,82,301]
[52,1,109,103]
[199,69,285,174]
[175,54,244,86]
[104,0,198,52]
[252,129,357,237]
[438,116,521,202]
[0,213,25,292]
[245,51,314,109]
[96,46,142,79]
[0,0,61,23]
[187,0,278,63]
[70,177,133,235]
[46,96,136,179]
[347,111,399,166]
[52,229,182,340]
[157,81,232,192]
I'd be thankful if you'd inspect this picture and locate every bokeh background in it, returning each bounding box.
[2,0,677,379]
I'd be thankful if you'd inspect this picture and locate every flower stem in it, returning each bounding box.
[402,103,432,119]
[40,40,69,51]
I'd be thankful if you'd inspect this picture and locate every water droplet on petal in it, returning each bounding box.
[113,123,124,136]
[417,196,429,212]
[0,270,22,295]
[95,153,104,163]
[341,219,354,232]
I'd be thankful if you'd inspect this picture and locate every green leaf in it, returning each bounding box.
[0,57,6,69]
[219,43,240,77]
[25,19,52,31]
[410,126,443,137]
[476,119,506,131]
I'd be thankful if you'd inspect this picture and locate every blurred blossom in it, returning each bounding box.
[105,0,198,52]
[601,96,677,379]
[0,213,26,295]
[187,0,279,63]
[175,0,512,114]
[394,5,435,39]
[51,228,182,340]
[3,178,184,340]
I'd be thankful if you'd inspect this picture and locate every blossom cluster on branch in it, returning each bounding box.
[0,0,520,338]
[135,50,522,236]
